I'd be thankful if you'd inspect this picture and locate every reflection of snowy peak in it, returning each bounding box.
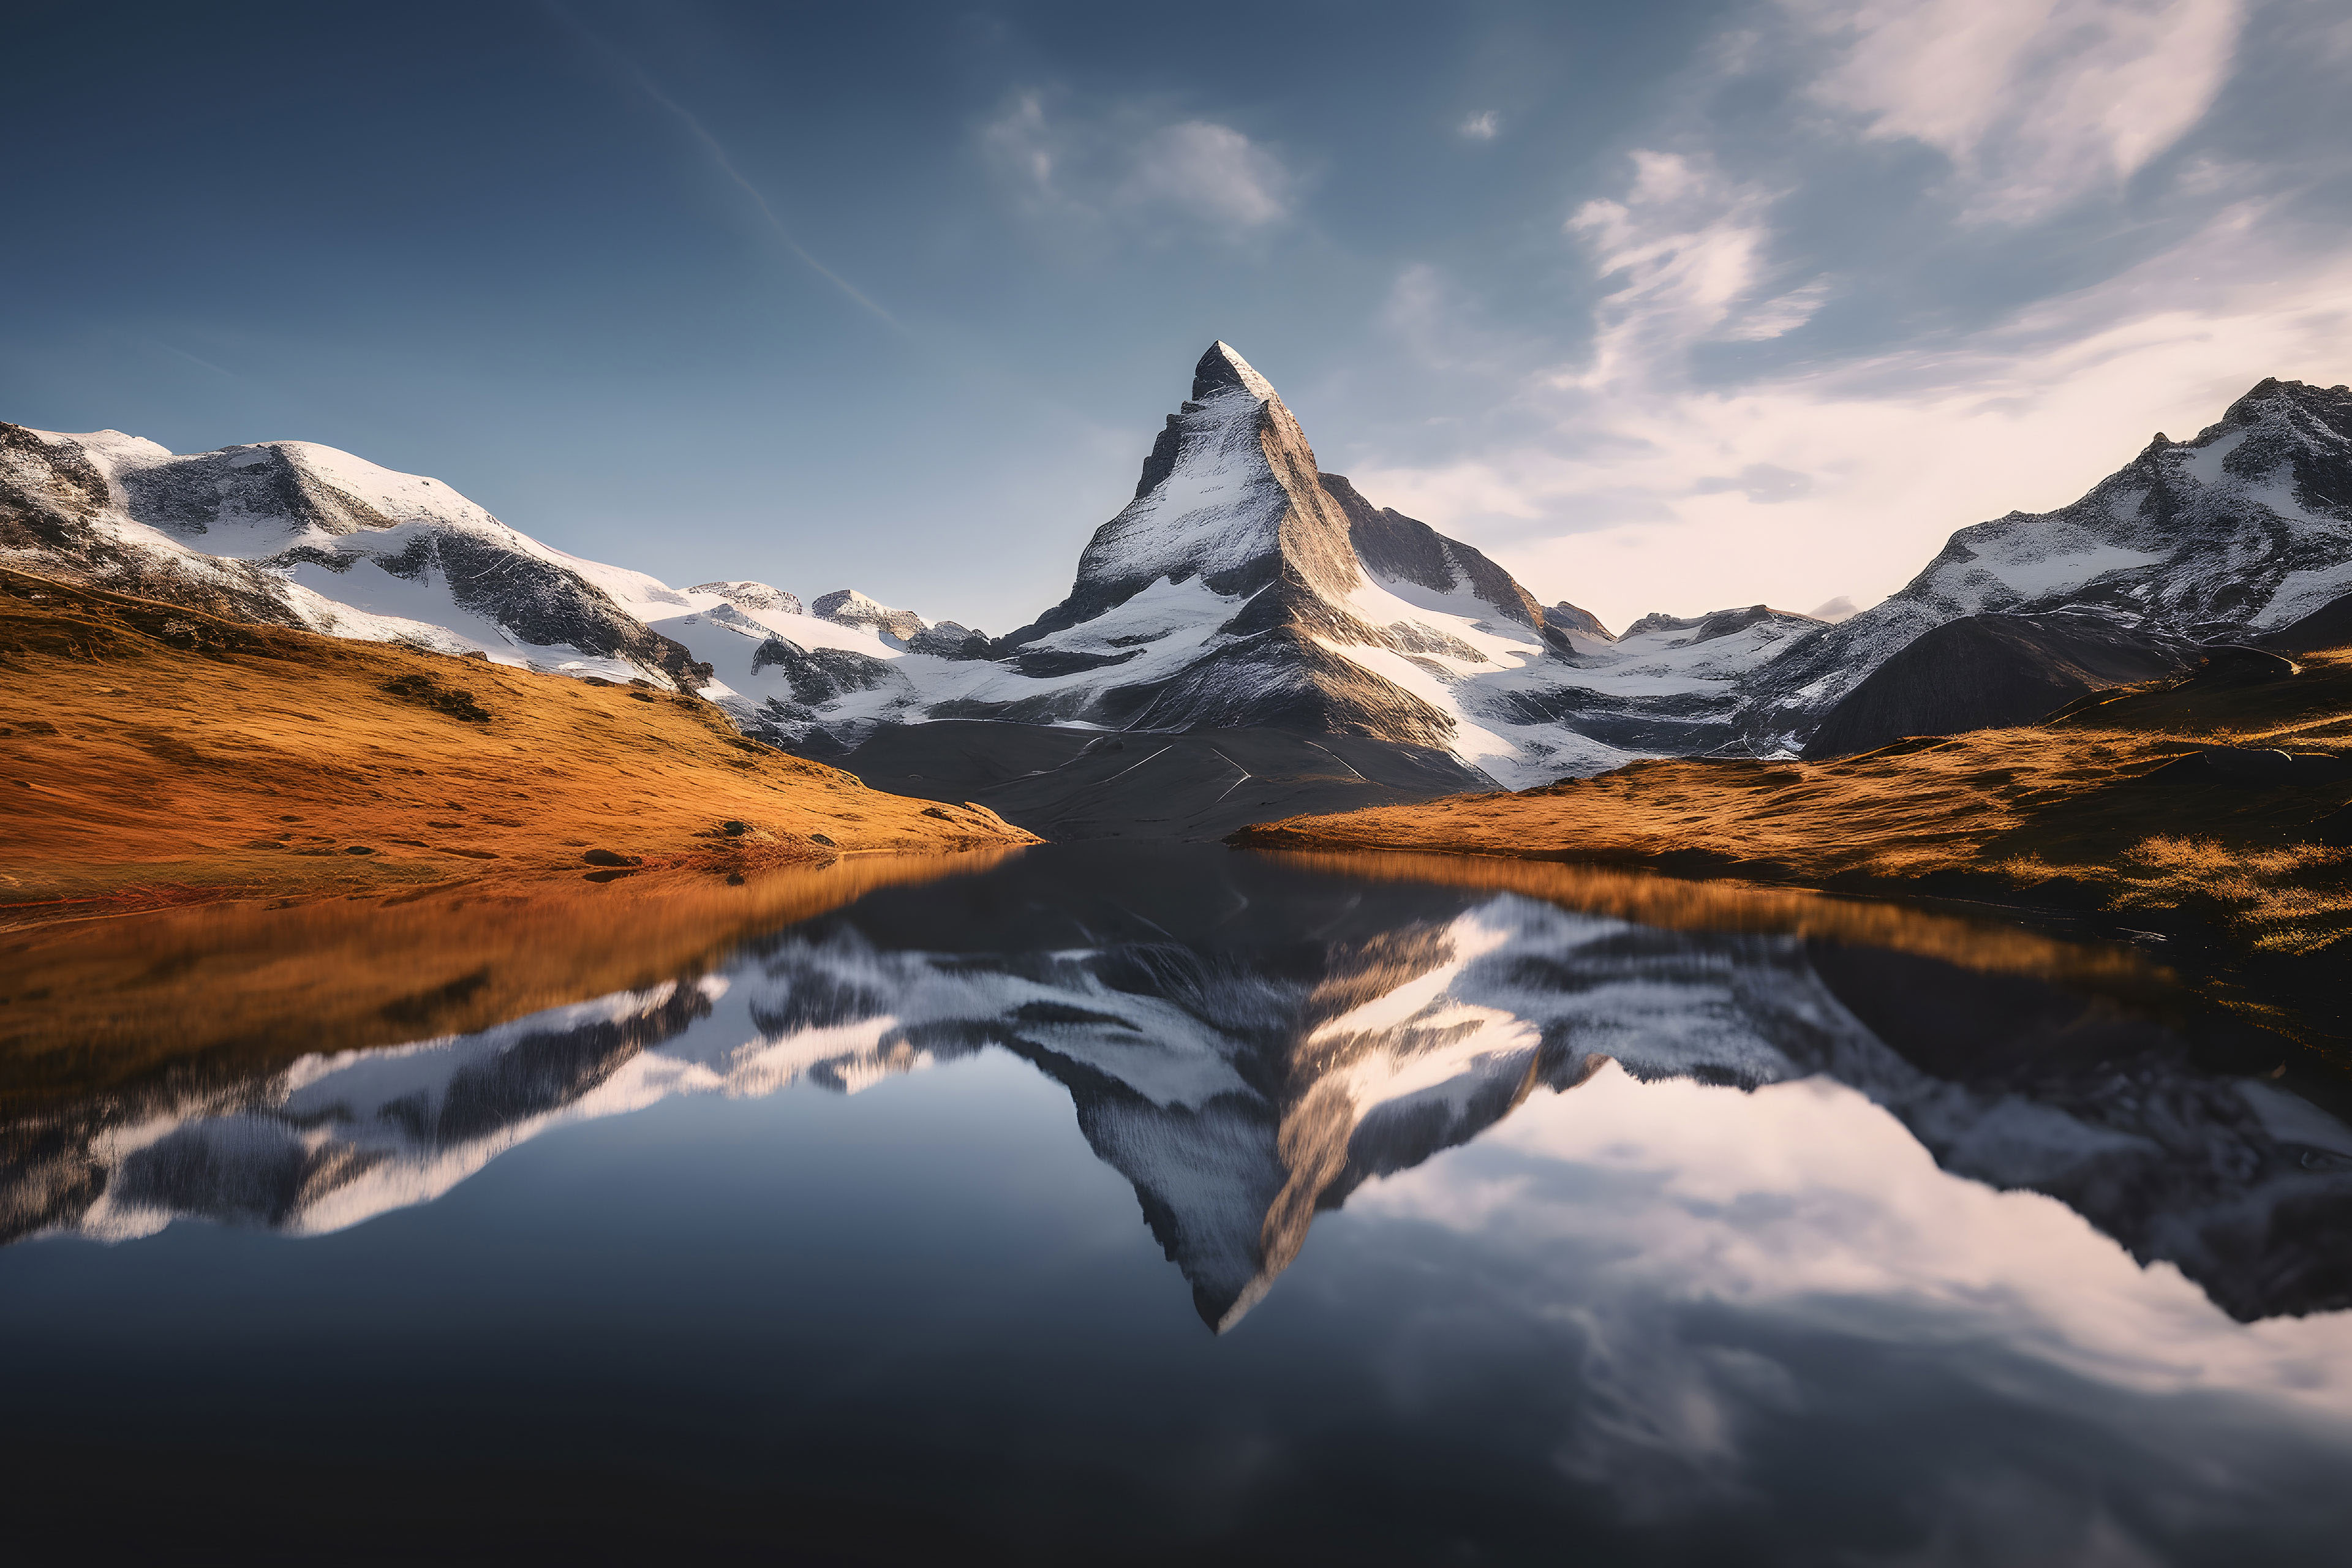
[13,857,2346,1330]
[1744,379,2352,749]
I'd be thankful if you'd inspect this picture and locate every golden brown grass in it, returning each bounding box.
[1239,652,2352,958]
[0,568,1036,925]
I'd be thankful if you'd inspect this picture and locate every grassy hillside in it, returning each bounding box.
[0,567,1035,924]
[1236,650,2352,1042]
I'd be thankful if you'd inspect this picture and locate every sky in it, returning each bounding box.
[6,0,2350,635]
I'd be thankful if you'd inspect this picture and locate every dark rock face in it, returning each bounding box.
[688,581,802,616]
[750,638,909,707]
[0,423,110,552]
[1627,605,1804,646]
[907,620,990,658]
[812,589,926,644]
[1801,610,2198,760]
[116,444,391,541]
[322,529,710,690]
[1318,472,1553,639]
[2258,590,2352,655]
[1543,601,1614,641]
[1123,631,1464,750]
[1477,682,1751,753]
[1011,647,1140,679]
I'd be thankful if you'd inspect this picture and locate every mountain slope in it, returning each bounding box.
[2,342,1837,827]
[1800,608,2200,760]
[1743,379,2352,750]
[0,567,1034,921]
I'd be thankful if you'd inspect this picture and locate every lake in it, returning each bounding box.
[4,845,2350,1566]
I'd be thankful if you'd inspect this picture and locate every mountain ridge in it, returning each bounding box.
[15,350,2351,837]
[1744,376,2352,750]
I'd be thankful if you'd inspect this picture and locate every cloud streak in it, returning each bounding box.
[546,4,908,333]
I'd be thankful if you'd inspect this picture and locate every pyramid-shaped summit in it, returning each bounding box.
[987,339,1586,755]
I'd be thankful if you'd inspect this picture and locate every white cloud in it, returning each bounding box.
[980,92,1293,241]
[1118,120,1291,230]
[1562,152,1825,392]
[1460,110,1501,141]
[1787,0,2250,221]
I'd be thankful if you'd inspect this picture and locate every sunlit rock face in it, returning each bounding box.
[6,854,2346,1329]
[1743,378,2352,751]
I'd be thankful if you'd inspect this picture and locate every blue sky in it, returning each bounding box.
[6,0,2348,632]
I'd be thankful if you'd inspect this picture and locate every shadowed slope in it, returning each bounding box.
[1801,610,2198,759]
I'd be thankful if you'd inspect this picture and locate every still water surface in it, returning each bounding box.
[4,845,2350,1565]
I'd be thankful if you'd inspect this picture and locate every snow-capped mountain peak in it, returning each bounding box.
[1193,339,1281,403]
[812,587,927,645]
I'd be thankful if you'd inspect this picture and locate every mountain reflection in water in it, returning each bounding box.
[7,846,2348,1333]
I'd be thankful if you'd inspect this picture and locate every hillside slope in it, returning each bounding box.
[1238,631,2352,999]
[0,568,1034,923]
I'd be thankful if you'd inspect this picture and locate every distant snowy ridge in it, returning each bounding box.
[1742,377,2352,750]
[0,421,709,688]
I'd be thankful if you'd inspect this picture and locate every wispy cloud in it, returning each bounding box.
[545,4,907,333]
[1459,110,1501,141]
[1561,151,1825,389]
[1787,0,2250,221]
[981,92,1295,244]
[1361,198,2352,625]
